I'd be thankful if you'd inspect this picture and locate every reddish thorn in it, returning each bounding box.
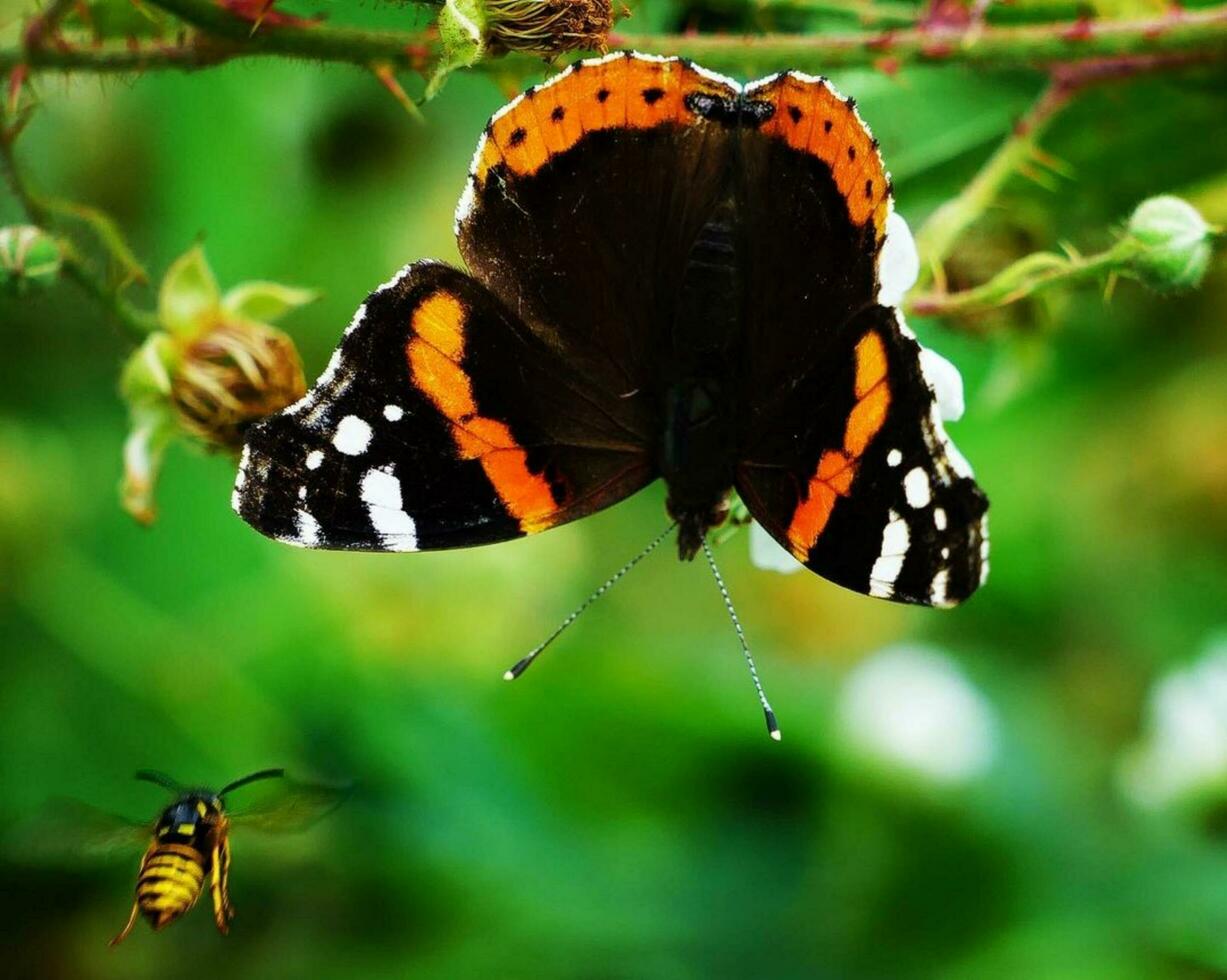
[874,56,901,77]
[866,31,896,53]
[1062,15,1095,42]
[7,64,28,118]
[920,40,955,59]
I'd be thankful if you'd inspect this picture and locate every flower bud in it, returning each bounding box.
[0,225,62,291]
[1126,196,1215,293]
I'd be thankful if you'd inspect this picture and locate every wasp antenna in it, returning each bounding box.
[701,538,781,742]
[134,770,184,793]
[219,768,286,796]
[503,522,676,681]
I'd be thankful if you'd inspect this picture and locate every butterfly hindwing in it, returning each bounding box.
[737,304,989,606]
[234,262,652,552]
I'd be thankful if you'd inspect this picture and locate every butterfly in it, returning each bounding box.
[233,53,989,730]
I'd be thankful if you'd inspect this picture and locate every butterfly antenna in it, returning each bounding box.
[504,522,677,681]
[219,768,286,796]
[701,538,781,742]
[134,770,184,793]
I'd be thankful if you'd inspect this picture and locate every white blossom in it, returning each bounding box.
[1119,638,1227,809]
[837,645,998,786]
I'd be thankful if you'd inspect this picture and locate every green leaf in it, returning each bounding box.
[158,245,220,337]
[119,332,178,403]
[120,402,179,526]
[222,281,318,323]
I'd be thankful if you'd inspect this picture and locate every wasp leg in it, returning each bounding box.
[210,845,230,935]
[219,834,235,921]
[109,900,140,947]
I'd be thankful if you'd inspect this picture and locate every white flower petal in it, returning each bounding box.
[1119,639,1227,809]
[749,521,804,574]
[838,645,997,786]
[878,210,920,307]
[918,345,965,423]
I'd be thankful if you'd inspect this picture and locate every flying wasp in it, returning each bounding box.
[12,767,345,945]
[111,768,346,945]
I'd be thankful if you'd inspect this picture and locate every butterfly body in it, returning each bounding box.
[235,53,988,608]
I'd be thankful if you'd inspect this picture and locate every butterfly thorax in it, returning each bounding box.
[662,193,743,560]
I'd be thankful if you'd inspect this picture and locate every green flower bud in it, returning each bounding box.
[1126,196,1215,293]
[0,225,63,291]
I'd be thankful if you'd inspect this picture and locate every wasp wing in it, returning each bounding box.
[226,778,349,834]
[4,800,150,864]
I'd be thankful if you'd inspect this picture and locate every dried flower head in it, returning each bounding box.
[485,0,615,55]
[170,320,305,451]
[120,245,314,524]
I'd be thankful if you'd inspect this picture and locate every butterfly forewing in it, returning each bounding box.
[235,262,652,551]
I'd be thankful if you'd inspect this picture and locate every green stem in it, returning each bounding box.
[905,238,1142,325]
[1,135,156,339]
[913,81,1072,285]
[755,0,921,28]
[61,254,161,338]
[4,4,1226,76]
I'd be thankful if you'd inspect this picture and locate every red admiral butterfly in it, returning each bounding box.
[233,53,989,735]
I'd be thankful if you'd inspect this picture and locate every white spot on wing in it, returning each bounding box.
[306,450,324,470]
[930,568,951,607]
[332,415,372,456]
[290,508,320,547]
[904,467,932,509]
[383,404,403,421]
[934,507,947,531]
[870,511,910,597]
[887,449,902,467]
[360,466,418,551]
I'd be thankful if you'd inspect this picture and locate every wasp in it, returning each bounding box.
[14,767,345,945]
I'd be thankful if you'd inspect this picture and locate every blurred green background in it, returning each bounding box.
[3,1,1227,977]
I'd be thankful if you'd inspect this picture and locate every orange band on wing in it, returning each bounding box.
[786,329,892,557]
[753,73,891,238]
[474,55,737,187]
[407,292,559,532]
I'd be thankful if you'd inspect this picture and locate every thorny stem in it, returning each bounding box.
[912,80,1074,286]
[0,134,156,339]
[3,3,1226,76]
[905,238,1144,326]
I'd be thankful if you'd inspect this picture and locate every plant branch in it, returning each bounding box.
[4,3,1226,77]
[905,238,1141,326]
[1,134,156,338]
[913,80,1073,285]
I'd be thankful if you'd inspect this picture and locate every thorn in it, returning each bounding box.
[371,62,424,124]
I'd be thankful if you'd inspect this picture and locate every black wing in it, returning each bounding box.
[738,304,989,605]
[235,262,652,551]
[730,72,987,604]
[456,52,742,400]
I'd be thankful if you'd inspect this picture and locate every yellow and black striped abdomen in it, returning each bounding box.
[136,843,208,929]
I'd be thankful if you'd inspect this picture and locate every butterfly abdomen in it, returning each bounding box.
[135,842,208,929]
